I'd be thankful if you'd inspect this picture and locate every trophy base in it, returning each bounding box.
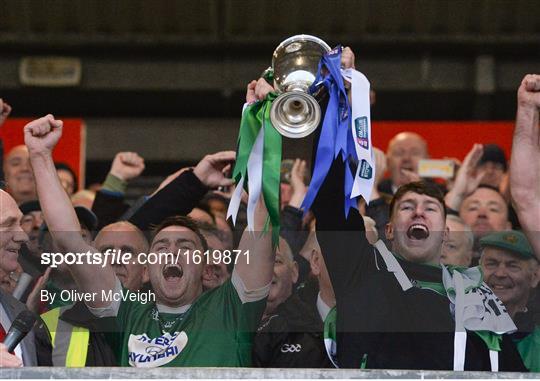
[270,91,321,139]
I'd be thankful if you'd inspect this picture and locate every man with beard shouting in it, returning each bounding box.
[25,114,274,367]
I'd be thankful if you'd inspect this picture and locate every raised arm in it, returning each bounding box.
[510,74,540,258]
[234,196,273,291]
[128,151,235,231]
[444,143,485,211]
[92,151,145,229]
[25,115,115,307]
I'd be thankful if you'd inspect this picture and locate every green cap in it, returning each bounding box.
[480,230,534,260]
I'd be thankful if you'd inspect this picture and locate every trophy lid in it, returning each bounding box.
[272,35,331,92]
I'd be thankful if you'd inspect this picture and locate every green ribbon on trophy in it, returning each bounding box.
[227,91,282,247]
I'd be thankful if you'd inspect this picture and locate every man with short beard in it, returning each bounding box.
[26,114,274,367]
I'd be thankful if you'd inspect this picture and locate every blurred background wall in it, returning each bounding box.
[1,0,539,188]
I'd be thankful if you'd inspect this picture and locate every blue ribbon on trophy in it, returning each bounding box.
[301,45,374,216]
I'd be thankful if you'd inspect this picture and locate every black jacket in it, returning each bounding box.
[252,290,333,368]
[280,205,310,283]
[91,190,130,231]
[128,170,208,232]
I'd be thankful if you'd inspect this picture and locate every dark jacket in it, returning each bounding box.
[365,196,391,246]
[91,190,131,231]
[252,290,333,368]
[280,205,310,283]
[128,170,208,232]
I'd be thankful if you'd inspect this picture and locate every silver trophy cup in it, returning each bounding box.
[270,35,331,138]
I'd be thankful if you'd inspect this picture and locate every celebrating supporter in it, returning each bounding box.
[25,114,274,367]
[459,186,511,254]
[94,221,150,292]
[510,74,540,257]
[0,189,50,366]
[378,132,428,196]
[305,48,526,371]
[91,151,146,230]
[479,230,540,371]
[508,73,540,372]
[477,144,507,190]
[3,145,37,205]
[39,219,147,366]
[253,234,333,368]
[445,144,512,263]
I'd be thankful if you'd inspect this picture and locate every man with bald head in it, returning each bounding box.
[378,132,429,195]
[253,236,333,368]
[94,221,149,291]
[0,189,42,366]
[3,145,37,204]
[441,215,474,267]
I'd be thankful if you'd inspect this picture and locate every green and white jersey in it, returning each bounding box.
[91,271,268,367]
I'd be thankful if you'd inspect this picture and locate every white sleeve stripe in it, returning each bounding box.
[86,277,122,317]
[231,269,270,304]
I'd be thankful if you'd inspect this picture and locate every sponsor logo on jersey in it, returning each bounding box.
[128,331,188,367]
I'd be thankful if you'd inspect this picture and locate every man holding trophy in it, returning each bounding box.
[240,37,527,371]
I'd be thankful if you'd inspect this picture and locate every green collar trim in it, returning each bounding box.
[475,330,502,351]
[414,280,446,296]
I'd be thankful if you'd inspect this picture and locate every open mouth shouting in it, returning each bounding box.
[407,224,430,240]
[162,264,183,283]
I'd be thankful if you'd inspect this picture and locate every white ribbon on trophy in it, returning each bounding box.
[341,68,374,204]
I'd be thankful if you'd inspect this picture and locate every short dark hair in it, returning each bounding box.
[389,181,446,219]
[152,215,208,252]
[465,184,508,210]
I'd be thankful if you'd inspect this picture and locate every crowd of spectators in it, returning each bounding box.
[0,48,538,372]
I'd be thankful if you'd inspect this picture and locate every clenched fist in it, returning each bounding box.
[517,74,540,109]
[23,114,63,156]
[109,152,145,182]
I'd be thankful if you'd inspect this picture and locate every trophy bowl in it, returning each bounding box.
[270,35,331,138]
